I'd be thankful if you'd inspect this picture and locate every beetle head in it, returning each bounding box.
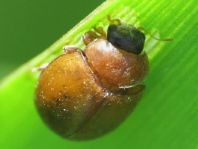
[107,24,145,54]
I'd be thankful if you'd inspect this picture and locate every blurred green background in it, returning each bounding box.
[0,0,103,78]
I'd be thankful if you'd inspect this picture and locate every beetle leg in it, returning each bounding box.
[107,15,122,25]
[83,31,100,45]
[32,63,49,72]
[118,84,145,97]
[83,26,107,46]
[129,84,145,95]
[64,45,79,54]
[93,26,107,38]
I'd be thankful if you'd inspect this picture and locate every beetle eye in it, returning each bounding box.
[107,24,145,54]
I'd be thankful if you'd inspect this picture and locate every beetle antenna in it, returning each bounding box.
[138,27,173,41]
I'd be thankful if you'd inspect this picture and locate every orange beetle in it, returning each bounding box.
[36,20,149,140]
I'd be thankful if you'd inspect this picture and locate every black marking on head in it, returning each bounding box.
[107,24,145,54]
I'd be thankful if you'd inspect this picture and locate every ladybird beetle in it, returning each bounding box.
[35,18,149,140]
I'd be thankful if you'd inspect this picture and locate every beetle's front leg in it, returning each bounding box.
[83,26,107,46]
[83,31,100,46]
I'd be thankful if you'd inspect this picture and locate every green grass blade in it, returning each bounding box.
[0,0,198,149]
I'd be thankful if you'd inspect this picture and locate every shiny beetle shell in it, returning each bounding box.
[36,23,149,140]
